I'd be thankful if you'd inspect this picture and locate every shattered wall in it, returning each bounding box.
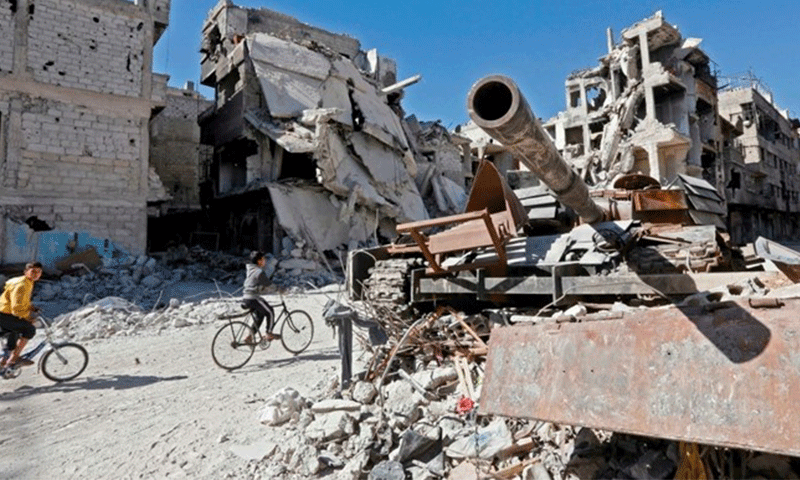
[198,0,467,255]
[0,0,169,259]
[543,11,720,189]
[149,85,213,210]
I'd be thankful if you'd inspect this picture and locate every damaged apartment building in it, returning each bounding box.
[718,78,800,244]
[0,0,171,265]
[147,82,213,251]
[540,11,722,190]
[462,11,800,245]
[196,0,468,258]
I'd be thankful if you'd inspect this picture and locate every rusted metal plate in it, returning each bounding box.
[481,299,800,456]
[633,189,687,211]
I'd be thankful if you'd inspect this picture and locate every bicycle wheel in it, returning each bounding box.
[41,343,88,382]
[212,321,255,370]
[280,310,314,354]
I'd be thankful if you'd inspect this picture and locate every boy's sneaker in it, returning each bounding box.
[265,332,281,341]
[13,358,34,367]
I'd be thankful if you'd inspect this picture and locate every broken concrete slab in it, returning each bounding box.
[304,410,356,442]
[247,33,331,118]
[445,418,513,460]
[351,380,378,404]
[228,439,278,461]
[267,183,378,251]
[368,460,405,480]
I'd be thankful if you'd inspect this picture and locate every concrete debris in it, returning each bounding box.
[147,166,172,203]
[29,244,341,341]
[228,440,278,461]
[259,387,307,426]
[230,279,800,480]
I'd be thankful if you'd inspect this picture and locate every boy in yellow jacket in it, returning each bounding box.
[0,262,43,368]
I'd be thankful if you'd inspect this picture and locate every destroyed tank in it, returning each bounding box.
[348,75,739,315]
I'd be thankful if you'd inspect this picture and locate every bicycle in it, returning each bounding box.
[211,296,314,370]
[0,315,89,382]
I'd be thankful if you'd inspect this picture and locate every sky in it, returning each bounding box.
[154,0,800,129]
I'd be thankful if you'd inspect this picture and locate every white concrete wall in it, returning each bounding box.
[28,0,145,96]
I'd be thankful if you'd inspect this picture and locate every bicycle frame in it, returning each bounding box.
[2,316,60,376]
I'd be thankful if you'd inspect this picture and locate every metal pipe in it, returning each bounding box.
[467,75,605,223]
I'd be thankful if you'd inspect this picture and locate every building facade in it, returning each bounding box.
[0,0,170,258]
[719,84,800,244]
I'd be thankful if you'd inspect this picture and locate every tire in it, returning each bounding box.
[41,343,88,382]
[212,321,255,370]
[280,310,314,354]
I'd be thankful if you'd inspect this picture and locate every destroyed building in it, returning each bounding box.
[458,11,800,246]
[542,11,722,189]
[718,79,800,243]
[196,0,469,258]
[148,83,214,251]
[0,0,171,261]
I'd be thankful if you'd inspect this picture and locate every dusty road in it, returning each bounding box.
[0,290,351,479]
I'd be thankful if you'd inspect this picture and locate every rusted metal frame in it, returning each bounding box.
[386,243,422,254]
[395,209,490,233]
[406,228,444,273]
[480,210,507,265]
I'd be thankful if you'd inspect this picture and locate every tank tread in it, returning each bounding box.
[362,258,423,317]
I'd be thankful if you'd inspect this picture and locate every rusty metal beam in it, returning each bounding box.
[480,298,800,457]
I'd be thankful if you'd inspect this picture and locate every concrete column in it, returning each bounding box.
[647,144,660,181]
[11,0,29,78]
[579,80,588,116]
[638,32,656,121]
[582,124,591,157]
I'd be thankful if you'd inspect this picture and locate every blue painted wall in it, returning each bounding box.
[2,218,132,269]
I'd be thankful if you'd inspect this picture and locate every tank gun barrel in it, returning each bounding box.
[467,75,605,224]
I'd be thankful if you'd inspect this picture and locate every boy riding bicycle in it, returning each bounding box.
[242,251,280,344]
[0,262,43,369]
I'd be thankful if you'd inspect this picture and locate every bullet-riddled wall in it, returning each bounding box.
[0,0,169,256]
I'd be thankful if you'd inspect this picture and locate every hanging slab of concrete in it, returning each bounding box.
[267,183,377,251]
[323,58,409,152]
[248,34,331,118]
[244,111,316,153]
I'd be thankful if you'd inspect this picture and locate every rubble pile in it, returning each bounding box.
[27,242,341,339]
[49,296,243,341]
[240,299,800,480]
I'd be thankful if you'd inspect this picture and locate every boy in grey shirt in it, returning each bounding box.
[242,251,279,343]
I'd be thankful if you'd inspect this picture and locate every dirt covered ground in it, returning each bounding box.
[0,286,353,479]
